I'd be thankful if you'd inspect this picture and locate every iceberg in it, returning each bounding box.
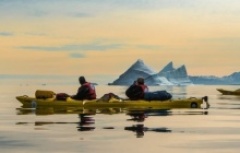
[190,72,240,85]
[223,72,240,84]
[109,59,155,85]
[109,60,192,86]
[145,74,174,85]
[158,61,175,74]
[158,64,192,85]
[109,59,240,85]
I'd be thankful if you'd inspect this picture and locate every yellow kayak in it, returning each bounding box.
[16,95,209,109]
[217,88,240,95]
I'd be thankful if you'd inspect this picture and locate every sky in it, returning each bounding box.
[1,0,240,83]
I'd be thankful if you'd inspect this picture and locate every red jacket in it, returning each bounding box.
[72,82,96,100]
[82,82,96,100]
[138,84,148,98]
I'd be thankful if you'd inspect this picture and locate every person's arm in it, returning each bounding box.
[72,85,89,99]
[133,85,144,99]
[126,85,143,100]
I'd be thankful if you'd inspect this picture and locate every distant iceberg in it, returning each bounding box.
[109,59,192,86]
[109,59,155,85]
[109,59,240,86]
[190,72,240,85]
[158,63,192,85]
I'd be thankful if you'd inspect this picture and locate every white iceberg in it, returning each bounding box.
[109,59,192,86]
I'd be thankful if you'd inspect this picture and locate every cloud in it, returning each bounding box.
[69,53,85,58]
[0,32,13,36]
[0,0,198,19]
[1,0,239,21]
[18,40,164,52]
[137,45,162,50]
[18,41,124,52]
[25,32,47,36]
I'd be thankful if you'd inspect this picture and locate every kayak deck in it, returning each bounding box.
[16,95,209,109]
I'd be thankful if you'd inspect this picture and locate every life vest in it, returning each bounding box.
[139,84,148,92]
[138,84,148,98]
[83,82,96,100]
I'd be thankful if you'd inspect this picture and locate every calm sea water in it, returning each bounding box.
[1,82,240,153]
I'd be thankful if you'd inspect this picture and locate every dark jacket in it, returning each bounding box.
[126,84,145,100]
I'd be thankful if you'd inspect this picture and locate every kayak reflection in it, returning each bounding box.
[77,114,95,131]
[16,106,208,116]
[16,106,125,116]
[15,113,97,132]
[127,109,170,121]
[125,110,171,138]
[126,108,208,119]
[16,107,208,136]
[215,95,240,110]
[125,124,172,138]
[124,108,207,138]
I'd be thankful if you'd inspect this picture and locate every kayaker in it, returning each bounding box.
[125,77,149,100]
[71,76,97,100]
[126,77,172,101]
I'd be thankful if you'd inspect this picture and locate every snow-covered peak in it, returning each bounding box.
[109,60,192,86]
[110,59,156,85]
[128,59,155,75]
[109,59,240,85]
[159,61,175,74]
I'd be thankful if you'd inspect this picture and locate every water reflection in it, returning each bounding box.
[124,124,172,138]
[16,107,208,137]
[16,107,88,115]
[16,121,80,126]
[15,115,96,131]
[77,114,95,131]
[126,108,208,118]
[124,108,207,138]
[17,106,208,116]
[125,110,171,138]
[127,111,147,122]
[216,95,240,109]
[96,108,123,115]
[217,95,240,101]
[16,107,125,116]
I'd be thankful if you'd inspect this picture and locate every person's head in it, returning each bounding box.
[137,77,144,85]
[79,76,86,85]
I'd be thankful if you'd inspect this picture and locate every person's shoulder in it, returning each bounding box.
[134,84,142,89]
[129,84,138,88]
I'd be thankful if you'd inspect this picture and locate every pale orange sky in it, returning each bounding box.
[0,0,240,82]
